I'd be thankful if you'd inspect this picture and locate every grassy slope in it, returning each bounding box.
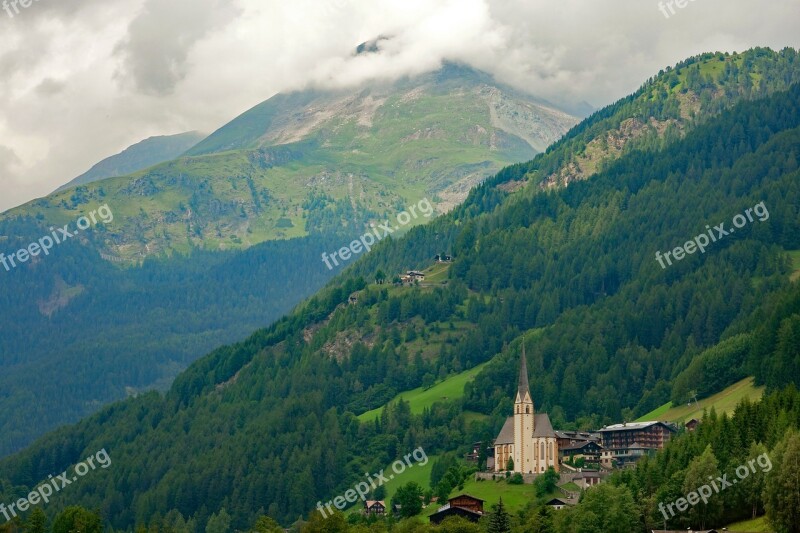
[723,515,773,532]
[636,377,765,424]
[420,477,551,518]
[358,363,490,422]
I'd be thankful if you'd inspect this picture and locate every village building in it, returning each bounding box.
[363,500,386,516]
[559,440,603,465]
[597,421,677,467]
[493,343,559,474]
[545,498,569,510]
[428,494,484,524]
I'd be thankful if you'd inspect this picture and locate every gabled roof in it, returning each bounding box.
[562,440,602,451]
[533,413,556,438]
[494,417,515,444]
[365,500,385,508]
[449,494,485,503]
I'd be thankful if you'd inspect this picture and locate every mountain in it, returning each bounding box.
[0,63,577,456]
[0,48,797,530]
[55,132,206,192]
[5,63,577,261]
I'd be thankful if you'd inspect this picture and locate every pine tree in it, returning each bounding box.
[488,498,511,533]
[25,509,47,533]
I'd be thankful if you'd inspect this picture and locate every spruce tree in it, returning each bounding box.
[488,498,511,533]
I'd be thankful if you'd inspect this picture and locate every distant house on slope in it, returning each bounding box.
[429,494,484,524]
[363,500,386,516]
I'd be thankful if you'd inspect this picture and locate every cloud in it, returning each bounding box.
[113,0,242,95]
[0,145,22,177]
[0,0,797,212]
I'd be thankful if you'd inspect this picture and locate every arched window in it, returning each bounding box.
[541,443,545,460]
[526,406,530,414]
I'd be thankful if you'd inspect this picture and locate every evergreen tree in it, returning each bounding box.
[487,498,511,533]
[24,509,46,533]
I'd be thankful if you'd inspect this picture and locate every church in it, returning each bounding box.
[493,343,559,474]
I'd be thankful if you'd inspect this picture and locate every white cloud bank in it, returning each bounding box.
[0,0,797,212]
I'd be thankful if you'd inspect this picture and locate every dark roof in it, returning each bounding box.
[518,340,530,397]
[449,494,485,503]
[533,413,556,438]
[429,506,483,524]
[545,498,568,506]
[494,417,515,444]
[562,441,602,451]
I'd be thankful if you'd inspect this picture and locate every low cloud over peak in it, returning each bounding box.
[0,0,797,212]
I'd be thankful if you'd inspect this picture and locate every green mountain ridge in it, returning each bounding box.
[1,48,799,531]
[6,63,578,261]
[54,132,207,193]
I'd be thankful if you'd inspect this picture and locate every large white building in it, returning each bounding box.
[493,343,558,474]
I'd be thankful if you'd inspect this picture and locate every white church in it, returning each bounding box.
[493,343,559,474]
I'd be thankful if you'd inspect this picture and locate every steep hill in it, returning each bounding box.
[0,48,799,530]
[55,132,206,192]
[0,63,576,456]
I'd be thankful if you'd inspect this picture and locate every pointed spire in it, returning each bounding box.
[518,339,530,397]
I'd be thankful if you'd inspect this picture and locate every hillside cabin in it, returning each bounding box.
[363,500,386,516]
[429,494,484,524]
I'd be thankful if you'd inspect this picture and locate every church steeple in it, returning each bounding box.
[518,340,530,397]
[515,339,533,407]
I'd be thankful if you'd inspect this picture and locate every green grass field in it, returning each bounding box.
[358,362,489,422]
[636,377,764,424]
[343,455,437,517]
[724,515,773,532]
[422,477,545,518]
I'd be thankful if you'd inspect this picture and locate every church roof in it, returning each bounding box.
[494,417,515,444]
[518,341,530,397]
[533,413,556,438]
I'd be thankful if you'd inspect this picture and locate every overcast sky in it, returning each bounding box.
[0,0,797,213]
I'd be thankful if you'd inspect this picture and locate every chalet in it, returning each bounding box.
[685,418,700,432]
[363,500,386,516]
[435,254,453,263]
[597,421,677,466]
[555,430,601,449]
[545,498,569,510]
[429,494,484,525]
[399,270,426,284]
[560,440,603,464]
[465,441,484,463]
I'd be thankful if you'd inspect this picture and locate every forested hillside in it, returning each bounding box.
[0,49,798,531]
[0,62,578,454]
[0,224,349,455]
